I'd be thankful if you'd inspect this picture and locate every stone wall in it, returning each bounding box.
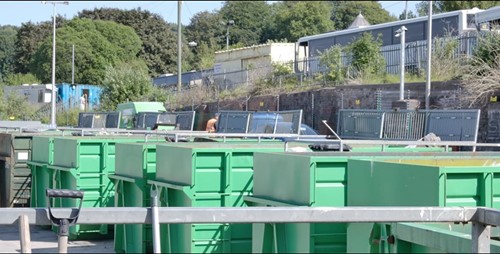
[181,80,495,141]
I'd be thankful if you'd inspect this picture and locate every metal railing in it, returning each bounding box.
[0,206,497,253]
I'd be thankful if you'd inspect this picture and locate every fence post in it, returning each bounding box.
[472,222,491,253]
[18,215,31,254]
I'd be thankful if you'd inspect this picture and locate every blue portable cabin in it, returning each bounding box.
[57,83,102,110]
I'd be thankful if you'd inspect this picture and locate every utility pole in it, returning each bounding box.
[177,1,182,92]
[71,44,75,85]
[425,1,433,109]
[405,1,408,20]
[42,1,68,129]
[396,26,408,101]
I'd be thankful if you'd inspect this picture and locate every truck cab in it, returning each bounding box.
[116,102,166,129]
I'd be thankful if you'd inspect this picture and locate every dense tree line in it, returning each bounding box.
[0,0,496,111]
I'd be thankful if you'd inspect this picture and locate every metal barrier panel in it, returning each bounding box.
[216,111,251,133]
[382,111,426,140]
[337,110,384,139]
[105,112,121,128]
[77,113,94,128]
[487,109,500,142]
[338,109,480,141]
[173,111,196,131]
[425,110,480,142]
[275,110,302,135]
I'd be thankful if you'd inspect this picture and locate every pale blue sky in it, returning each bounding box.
[0,1,419,27]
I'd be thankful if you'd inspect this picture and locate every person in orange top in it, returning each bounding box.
[206,114,219,133]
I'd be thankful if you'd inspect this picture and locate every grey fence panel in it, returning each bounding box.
[425,110,480,142]
[216,111,251,134]
[338,109,480,141]
[382,111,426,140]
[487,110,500,143]
[337,110,384,139]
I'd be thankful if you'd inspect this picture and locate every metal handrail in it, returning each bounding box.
[0,206,496,253]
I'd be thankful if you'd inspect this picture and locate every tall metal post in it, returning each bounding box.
[177,1,182,92]
[226,26,230,50]
[405,1,408,20]
[51,3,57,128]
[43,1,68,129]
[425,1,433,109]
[71,44,75,85]
[396,26,407,101]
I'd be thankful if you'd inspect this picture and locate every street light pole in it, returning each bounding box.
[42,1,68,129]
[395,26,408,101]
[425,1,433,109]
[226,20,234,50]
[177,0,182,92]
[71,44,75,85]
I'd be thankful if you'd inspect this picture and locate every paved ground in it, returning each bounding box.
[0,224,114,253]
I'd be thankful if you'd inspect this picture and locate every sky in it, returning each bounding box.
[0,1,419,27]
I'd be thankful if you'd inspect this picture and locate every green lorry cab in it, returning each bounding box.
[116,102,166,129]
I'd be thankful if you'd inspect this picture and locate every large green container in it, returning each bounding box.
[48,135,152,240]
[110,142,160,253]
[347,158,500,253]
[150,143,286,254]
[368,222,500,253]
[28,136,56,208]
[248,152,500,253]
[0,131,61,207]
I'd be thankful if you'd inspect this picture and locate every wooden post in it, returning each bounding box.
[18,215,31,253]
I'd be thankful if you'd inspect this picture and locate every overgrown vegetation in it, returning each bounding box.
[461,32,500,107]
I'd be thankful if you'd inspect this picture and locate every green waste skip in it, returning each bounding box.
[110,142,161,253]
[28,136,56,209]
[148,142,286,253]
[0,130,62,208]
[368,222,500,253]
[245,151,500,253]
[47,135,158,240]
[347,157,500,253]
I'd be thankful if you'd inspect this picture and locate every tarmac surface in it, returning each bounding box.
[0,224,114,253]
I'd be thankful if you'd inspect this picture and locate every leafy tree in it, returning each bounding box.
[218,1,272,46]
[319,45,345,83]
[399,10,417,20]
[186,11,225,51]
[29,18,142,85]
[345,32,385,76]
[99,60,153,111]
[272,1,334,42]
[191,41,217,70]
[416,1,441,16]
[0,25,18,82]
[2,73,40,86]
[331,1,397,30]
[78,8,191,76]
[416,1,499,16]
[13,17,66,74]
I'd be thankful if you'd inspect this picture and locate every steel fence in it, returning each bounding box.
[337,109,480,141]
[164,33,483,94]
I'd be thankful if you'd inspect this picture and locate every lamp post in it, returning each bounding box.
[177,1,182,92]
[425,1,433,109]
[395,26,408,101]
[226,20,234,50]
[42,1,68,129]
